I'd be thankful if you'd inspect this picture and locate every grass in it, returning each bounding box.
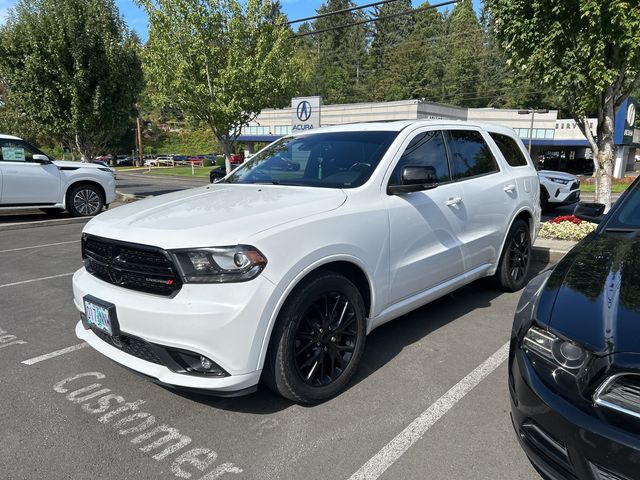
[137,166,212,178]
[580,183,631,193]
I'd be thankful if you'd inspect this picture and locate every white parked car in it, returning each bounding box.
[144,156,174,167]
[538,170,580,211]
[73,121,541,403]
[0,134,117,217]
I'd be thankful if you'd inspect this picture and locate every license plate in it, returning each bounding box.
[84,296,117,336]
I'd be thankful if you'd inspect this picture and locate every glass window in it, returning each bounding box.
[489,133,529,167]
[0,140,37,162]
[225,131,398,189]
[275,125,292,136]
[391,130,450,184]
[545,129,555,139]
[445,130,500,180]
[607,180,640,230]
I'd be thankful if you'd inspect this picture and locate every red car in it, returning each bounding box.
[187,155,204,166]
[229,153,244,165]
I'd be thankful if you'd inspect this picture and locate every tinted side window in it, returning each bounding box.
[392,130,450,184]
[445,130,499,180]
[490,133,529,167]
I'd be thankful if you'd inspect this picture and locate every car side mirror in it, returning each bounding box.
[574,202,605,224]
[33,154,51,164]
[388,166,438,195]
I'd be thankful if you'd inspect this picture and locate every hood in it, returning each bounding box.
[84,183,347,248]
[541,232,640,354]
[53,160,101,169]
[538,170,578,182]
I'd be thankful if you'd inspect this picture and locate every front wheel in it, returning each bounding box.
[67,184,104,217]
[263,271,367,404]
[493,219,532,292]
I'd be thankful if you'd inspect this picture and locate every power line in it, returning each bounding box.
[293,0,458,38]
[287,0,405,26]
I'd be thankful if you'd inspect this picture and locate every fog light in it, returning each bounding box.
[200,356,213,370]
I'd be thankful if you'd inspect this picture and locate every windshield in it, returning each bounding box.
[607,180,640,230]
[224,131,398,188]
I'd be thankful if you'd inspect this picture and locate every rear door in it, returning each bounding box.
[385,128,466,303]
[0,139,61,205]
[443,128,515,270]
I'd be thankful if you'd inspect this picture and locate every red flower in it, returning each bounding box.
[548,215,582,225]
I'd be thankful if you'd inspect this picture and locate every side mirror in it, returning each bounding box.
[33,154,51,164]
[388,166,438,195]
[574,202,605,224]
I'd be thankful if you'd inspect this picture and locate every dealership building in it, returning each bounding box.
[238,97,639,177]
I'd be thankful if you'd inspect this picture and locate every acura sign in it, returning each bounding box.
[292,96,321,131]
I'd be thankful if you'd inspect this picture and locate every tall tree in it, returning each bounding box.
[374,2,447,101]
[311,0,369,103]
[489,0,640,208]
[0,0,143,160]
[441,0,484,107]
[139,0,296,171]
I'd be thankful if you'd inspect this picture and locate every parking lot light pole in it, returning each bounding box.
[518,109,549,155]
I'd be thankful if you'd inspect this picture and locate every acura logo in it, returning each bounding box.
[297,101,312,122]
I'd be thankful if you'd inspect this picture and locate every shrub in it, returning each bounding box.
[539,215,597,241]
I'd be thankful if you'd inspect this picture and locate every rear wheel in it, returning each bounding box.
[66,184,104,217]
[540,189,550,212]
[493,219,532,292]
[263,271,367,404]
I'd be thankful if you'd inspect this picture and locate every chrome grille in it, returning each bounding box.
[594,374,640,419]
[82,235,181,296]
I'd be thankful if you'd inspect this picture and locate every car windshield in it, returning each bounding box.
[607,180,640,230]
[224,131,398,188]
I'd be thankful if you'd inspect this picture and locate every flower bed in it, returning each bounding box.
[539,215,597,241]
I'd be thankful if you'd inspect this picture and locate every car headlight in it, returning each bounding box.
[546,176,571,185]
[172,245,267,283]
[523,326,588,371]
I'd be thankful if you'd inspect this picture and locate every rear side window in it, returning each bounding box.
[392,130,451,184]
[445,130,499,180]
[490,133,529,167]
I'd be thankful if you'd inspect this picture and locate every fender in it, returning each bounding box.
[255,253,375,371]
[488,205,538,277]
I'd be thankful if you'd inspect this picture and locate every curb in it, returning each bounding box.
[0,216,90,231]
[116,190,145,203]
[532,239,577,264]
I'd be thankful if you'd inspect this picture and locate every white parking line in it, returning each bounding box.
[0,240,80,254]
[0,272,74,289]
[21,343,88,365]
[348,342,510,480]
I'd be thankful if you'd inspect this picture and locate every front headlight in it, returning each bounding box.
[172,245,267,283]
[523,326,589,371]
[547,176,571,185]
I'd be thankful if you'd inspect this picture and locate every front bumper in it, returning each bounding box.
[509,346,640,480]
[73,267,277,393]
[547,187,581,206]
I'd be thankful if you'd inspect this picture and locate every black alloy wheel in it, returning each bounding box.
[263,271,366,404]
[293,291,358,386]
[494,219,532,292]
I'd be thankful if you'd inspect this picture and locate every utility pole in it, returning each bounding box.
[518,109,549,155]
[136,116,144,167]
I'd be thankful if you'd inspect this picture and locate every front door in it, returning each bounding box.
[0,139,61,205]
[386,129,466,304]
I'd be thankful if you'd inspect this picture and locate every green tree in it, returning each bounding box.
[441,0,485,107]
[139,0,296,171]
[488,0,640,208]
[0,0,143,161]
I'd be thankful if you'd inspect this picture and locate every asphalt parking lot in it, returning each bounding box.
[1,175,550,480]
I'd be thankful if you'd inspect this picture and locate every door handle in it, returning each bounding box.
[504,184,516,193]
[446,196,462,207]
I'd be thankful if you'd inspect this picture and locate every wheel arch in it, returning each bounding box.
[64,180,106,209]
[490,207,536,276]
[256,255,374,371]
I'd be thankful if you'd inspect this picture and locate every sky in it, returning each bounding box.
[0,0,482,40]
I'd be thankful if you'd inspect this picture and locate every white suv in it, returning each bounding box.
[0,135,117,216]
[537,169,581,211]
[73,121,540,404]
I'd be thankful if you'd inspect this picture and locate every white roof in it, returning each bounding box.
[0,134,23,140]
[295,120,518,135]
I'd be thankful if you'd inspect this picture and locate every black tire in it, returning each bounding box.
[40,208,64,215]
[540,189,549,212]
[66,184,104,217]
[493,219,532,292]
[263,271,367,404]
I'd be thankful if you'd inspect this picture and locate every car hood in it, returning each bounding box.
[53,160,101,169]
[83,183,347,249]
[538,170,578,182]
[540,232,640,354]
